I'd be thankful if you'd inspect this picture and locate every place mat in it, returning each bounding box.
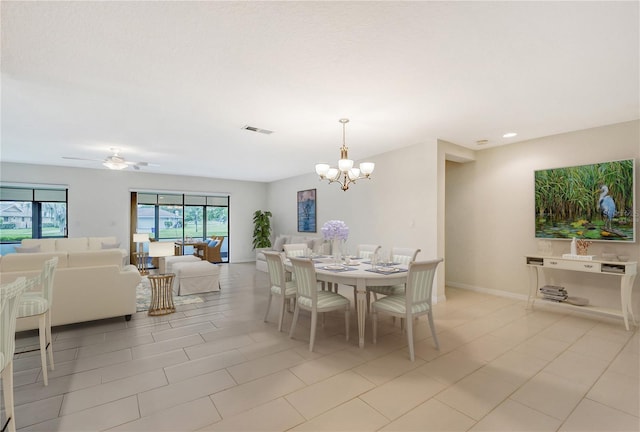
[365,267,408,275]
[321,265,357,273]
[361,261,400,266]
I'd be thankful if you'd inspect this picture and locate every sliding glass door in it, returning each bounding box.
[132,192,229,263]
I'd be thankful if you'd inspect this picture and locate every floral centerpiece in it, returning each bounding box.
[321,220,349,265]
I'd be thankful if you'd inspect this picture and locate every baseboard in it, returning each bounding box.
[446,281,528,302]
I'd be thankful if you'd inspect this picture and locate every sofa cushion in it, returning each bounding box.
[0,252,69,272]
[56,238,89,252]
[89,237,118,250]
[67,250,123,268]
[15,245,41,253]
[21,238,56,253]
[101,241,121,249]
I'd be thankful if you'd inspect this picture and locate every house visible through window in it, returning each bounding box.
[0,186,68,254]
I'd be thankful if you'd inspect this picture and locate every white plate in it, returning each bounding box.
[324,265,345,270]
[378,267,399,272]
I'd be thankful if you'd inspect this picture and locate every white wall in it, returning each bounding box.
[267,140,440,262]
[0,163,268,262]
[445,120,640,312]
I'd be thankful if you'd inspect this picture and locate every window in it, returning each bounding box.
[0,186,68,254]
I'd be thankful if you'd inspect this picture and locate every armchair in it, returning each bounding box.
[206,236,225,263]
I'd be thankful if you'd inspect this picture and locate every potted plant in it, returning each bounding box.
[252,210,272,249]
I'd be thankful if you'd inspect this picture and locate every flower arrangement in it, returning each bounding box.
[321,220,349,241]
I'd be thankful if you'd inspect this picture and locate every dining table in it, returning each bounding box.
[285,256,409,348]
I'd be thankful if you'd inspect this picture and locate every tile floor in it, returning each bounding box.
[3,263,639,431]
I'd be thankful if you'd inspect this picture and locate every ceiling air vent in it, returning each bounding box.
[242,125,273,135]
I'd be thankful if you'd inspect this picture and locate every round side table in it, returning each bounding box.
[148,273,176,316]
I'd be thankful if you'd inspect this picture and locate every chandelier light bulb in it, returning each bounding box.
[359,162,375,176]
[315,163,330,177]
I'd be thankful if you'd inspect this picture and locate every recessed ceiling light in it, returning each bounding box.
[503,132,517,138]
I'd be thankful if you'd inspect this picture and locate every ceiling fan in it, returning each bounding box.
[62,148,156,170]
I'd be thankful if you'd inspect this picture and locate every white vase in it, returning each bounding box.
[332,239,343,266]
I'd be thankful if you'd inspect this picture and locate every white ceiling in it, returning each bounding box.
[1,1,638,182]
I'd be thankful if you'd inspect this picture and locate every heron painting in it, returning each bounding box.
[598,185,616,231]
[534,159,634,242]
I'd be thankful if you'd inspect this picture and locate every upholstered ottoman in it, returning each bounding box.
[160,255,201,274]
[171,261,221,295]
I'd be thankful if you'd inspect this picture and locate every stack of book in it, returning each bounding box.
[539,285,567,302]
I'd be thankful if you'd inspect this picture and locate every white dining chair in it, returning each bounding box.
[1,277,28,432]
[366,247,420,308]
[356,244,381,260]
[283,243,308,257]
[371,258,443,361]
[17,257,58,386]
[288,257,350,352]
[263,251,298,332]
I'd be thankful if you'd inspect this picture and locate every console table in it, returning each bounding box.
[525,255,637,330]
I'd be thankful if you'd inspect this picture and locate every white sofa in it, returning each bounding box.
[0,248,141,331]
[255,234,328,272]
[18,236,128,261]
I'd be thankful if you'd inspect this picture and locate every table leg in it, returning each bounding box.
[621,274,637,330]
[527,266,541,309]
[356,279,367,348]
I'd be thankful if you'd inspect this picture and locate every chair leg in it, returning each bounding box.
[3,361,16,432]
[263,293,273,323]
[288,303,300,338]
[372,309,378,344]
[427,311,440,350]
[46,311,54,370]
[406,314,415,362]
[345,308,350,342]
[39,314,48,386]
[309,311,318,352]
[277,296,286,332]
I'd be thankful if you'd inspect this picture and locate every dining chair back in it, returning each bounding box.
[288,257,350,351]
[372,258,443,361]
[366,247,422,309]
[283,243,308,257]
[391,247,421,265]
[17,256,58,386]
[1,277,28,432]
[263,251,297,332]
[356,244,381,260]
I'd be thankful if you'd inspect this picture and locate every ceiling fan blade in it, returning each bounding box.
[62,156,103,162]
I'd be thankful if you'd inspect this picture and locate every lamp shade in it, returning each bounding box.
[148,241,174,258]
[133,233,150,243]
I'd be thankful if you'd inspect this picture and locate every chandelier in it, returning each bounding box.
[315,118,375,191]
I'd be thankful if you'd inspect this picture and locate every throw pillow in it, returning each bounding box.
[208,239,220,247]
[272,235,288,252]
[101,241,121,249]
[15,245,41,253]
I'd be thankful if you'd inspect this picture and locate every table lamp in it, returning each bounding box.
[148,241,175,274]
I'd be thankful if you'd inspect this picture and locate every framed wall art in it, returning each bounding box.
[534,158,635,242]
[297,189,317,232]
